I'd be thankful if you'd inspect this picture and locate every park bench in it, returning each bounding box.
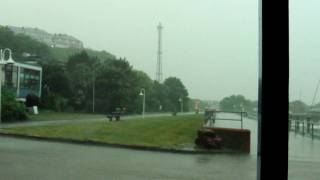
[106,108,122,121]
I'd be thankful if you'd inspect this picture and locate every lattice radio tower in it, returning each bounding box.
[156,22,163,82]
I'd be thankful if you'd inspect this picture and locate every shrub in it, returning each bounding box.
[40,93,68,112]
[1,88,28,122]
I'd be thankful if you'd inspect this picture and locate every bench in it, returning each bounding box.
[106,111,121,121]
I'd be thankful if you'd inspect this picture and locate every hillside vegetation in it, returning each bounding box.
[50,47,115,62]
[0,25,191,117]
[0,26,115,62]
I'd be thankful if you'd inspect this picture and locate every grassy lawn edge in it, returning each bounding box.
[0,115,240,153]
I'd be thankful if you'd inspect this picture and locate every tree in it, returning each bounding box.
[163,77,189,112]
[219,95,252,112]
[289,100,308,113]
[131,70,154,113]
[39,61,71,111]
[148,81,170,112]
[94,58,136,113]
[66,51,99,111]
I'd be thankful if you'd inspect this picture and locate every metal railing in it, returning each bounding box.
[204,110,247,129]
[289,113,320,139]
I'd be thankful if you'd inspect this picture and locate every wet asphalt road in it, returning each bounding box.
[1,135,320,180]
[0,114,320,179]
[0,136,257,180]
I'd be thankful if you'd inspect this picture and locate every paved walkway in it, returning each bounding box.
[0,113,187,128]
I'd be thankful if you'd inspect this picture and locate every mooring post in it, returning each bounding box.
[307,118,310,133]
[241,112,243,129]
[288,120,291,131]
[311,122,314,139]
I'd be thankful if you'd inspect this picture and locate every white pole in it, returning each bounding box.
[0,69,2,123]
[92,79,95,113]
[143,89,145,119]
[182,99,183,113]
[0,49,3,123]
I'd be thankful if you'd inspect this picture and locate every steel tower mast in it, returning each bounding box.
[156,22,163,82]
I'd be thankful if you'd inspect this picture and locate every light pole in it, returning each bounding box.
[92,69,96,113]
[240,103,244,112]
[139,88,145,119]
[0,48,15,123]
[179,97,183,113]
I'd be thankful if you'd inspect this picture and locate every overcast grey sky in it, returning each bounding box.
[2,0,260,101]
[289,0,320,105]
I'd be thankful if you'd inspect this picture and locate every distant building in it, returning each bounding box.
[7,26,84,49]
[1,62,42,101]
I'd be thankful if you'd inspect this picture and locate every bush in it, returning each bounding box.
[40,93,68,112]
[1,88,28,122]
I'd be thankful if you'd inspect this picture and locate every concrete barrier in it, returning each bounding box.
[206,127,251,153]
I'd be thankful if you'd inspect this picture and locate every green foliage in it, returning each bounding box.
[1,88,28,122]
[40,93,69,112]
[0,26,52,61]
[0,26,191,114]
[94,58,136,113]
[40,61,71,97]
[290,100,308,113]
[50,47,115,62]
[164,77,189,112]
[219,94,253,112]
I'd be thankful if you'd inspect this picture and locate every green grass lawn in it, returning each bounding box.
[3,115,203,149]
[27,111,106,121]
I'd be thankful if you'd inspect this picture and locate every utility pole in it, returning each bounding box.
[156,22,163,82]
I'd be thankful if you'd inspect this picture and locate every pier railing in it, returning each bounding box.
[204,110,247,129]
[289,113,320,139]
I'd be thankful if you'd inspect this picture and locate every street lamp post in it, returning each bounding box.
[240,103,244,112]
[0,48,15,123]
[139,88,145,119]
[179,97,183,113]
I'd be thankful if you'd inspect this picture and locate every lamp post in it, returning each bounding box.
[179,97,183,113]
[240,103,244,112]
[0,48,15,123]
[139,88,145,119]
[92,69,96,113]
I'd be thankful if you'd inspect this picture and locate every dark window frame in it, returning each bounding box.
[257,0,288,179]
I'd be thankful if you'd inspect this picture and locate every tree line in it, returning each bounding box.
[40,51,189,114]
[219,94,257,113]
[0,26,190,116]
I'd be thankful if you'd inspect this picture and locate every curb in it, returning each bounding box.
[0,131,245,155]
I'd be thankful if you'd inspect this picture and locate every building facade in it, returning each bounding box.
[1,62,42,101]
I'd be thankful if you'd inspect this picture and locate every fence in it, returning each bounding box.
[204,110,247,129]
[289,113,320,139]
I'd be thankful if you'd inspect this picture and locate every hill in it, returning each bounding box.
[0,26,115,62]
[50,47,115,62]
